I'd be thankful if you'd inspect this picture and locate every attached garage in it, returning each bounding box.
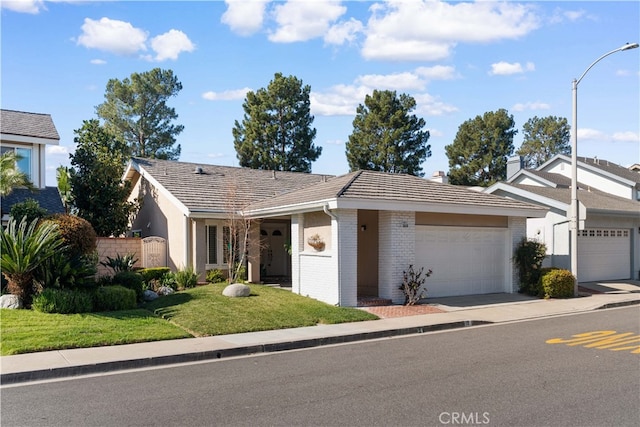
[415,226,510,298]
[578,228,631,282]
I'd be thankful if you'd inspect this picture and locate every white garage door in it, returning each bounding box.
[415,226,509,298]
[578,228,630,282]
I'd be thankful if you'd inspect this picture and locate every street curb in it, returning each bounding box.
[0,320,492,385]
[596,299,640,310]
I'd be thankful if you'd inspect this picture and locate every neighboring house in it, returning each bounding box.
[0,109,65,222]
[486,154,640,282]
[125,157,546,307]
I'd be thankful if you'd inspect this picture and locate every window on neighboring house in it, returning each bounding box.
[207,225,217,265]
[1,146,32,180]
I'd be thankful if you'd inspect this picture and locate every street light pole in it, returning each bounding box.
[570,42,638,296]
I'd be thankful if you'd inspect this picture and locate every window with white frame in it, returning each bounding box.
[1,146,32,180]
[207,225,218,265]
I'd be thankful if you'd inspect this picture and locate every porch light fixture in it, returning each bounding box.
[570,42,638,296]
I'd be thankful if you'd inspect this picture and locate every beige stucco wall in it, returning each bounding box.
[303,211,331,252]
[129,176,187,271]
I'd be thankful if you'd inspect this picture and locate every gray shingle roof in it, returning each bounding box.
[522,170,572,187]
[0,109,60,141]
[577,156,640,186]
[1,187,65,216]
[247,170,548,213]
[130,157,333,212]
[510,184,640,214]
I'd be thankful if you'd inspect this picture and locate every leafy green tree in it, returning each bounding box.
[233,72,321,172]
[445,109,517,186]
[69,119,138,237]
[0,151,34,196]
[96,68,184,160]
[517,116,571,168]
[56,166,73,214]
[9,199,48,225]
[0,217,63,306]
[346,90,431,176]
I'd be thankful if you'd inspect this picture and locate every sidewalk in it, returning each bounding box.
[2,282,639,385]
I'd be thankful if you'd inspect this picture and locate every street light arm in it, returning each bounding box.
[576,43,639,85]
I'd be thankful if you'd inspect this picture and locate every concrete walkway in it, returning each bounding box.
[2,281,639,385]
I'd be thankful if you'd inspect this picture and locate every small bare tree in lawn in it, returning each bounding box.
[223,183,253,284]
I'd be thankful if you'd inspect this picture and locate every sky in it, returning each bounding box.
[1,0,639,187]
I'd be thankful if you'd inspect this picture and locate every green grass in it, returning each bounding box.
[0,284,378,355]
[144,284,378,336]
[0,309,191,355]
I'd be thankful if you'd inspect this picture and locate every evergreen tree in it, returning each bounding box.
[445,109,517,186]
[233,72,321,172]
[346,90,431,176]
[96,68,184,160]
[69,120,138,237]
[517,116,571,168]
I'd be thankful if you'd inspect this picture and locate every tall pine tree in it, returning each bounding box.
[233,73,321,172]
[346,90,431,176]
[517,116,570,168]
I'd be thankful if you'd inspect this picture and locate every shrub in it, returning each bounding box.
[35,250,97,291]
[206,269,225,284]
[174,266,198,289]
[100,253,138,274]
[47,214,97,258]
[399,265,432,306]
[93,285,136,311]
[160,272,178,290]
[10,198,48,225]
[112,270,144,300]
[32,288,93,314]
[139,267,171,283]
[540,269,575,299]
[513,238,547,295]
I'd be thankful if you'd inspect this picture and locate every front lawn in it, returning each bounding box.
[144,284,378,336]
[0,284,378,355]
[0,309,191,355]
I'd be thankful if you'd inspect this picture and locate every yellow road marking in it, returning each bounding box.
[546,330,640,354]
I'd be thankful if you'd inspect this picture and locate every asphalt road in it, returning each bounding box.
[2,306,639,427]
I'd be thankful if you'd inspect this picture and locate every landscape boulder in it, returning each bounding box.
[157,286,175,296]
[0,294,22,309]
[222,283,251,298]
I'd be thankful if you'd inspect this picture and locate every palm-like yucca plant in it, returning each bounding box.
[0,217,64,305]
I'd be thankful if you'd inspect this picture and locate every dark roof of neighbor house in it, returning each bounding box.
[509,184,640,214]
[0,109,60,141]
[246,170,548,213]
[1,187,65,216]
[129,157,333,212]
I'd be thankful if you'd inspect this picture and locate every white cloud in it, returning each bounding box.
[90,59,106,65]
[489,61,535,76]
[355,72,426,91]
[310,68,457,117]
[578,128,606,141]
[324,139,344,146]
[362,0,539,61]
[563,9,586,21]
[207,152,226,159]
[612,131,639,143]
[77,17,147,55]
[1,0,44,14]
[324,18,363,45]
[149,29,195,61]
[221,0,269,36]
[269,0,346,43]
[512,101,550,112]
[415,65,458,80]
[46,145,69,155]
[202,88,252,101]
[427,128,444,138]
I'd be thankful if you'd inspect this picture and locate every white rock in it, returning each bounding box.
[0,294,22,309]
[157,286,175,296]
[222,283,251,298]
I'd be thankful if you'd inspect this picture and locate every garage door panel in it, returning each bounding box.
[578,229,630,282]
[416,226,507,298]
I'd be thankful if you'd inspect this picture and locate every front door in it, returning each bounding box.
[260,223,289,277]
